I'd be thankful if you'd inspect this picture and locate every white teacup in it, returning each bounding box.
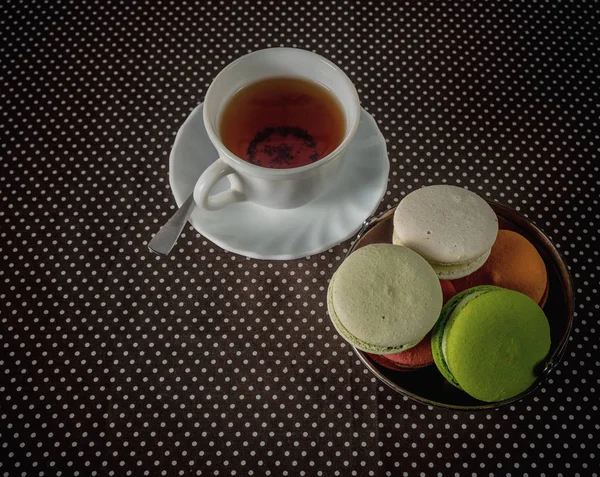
[194,47,360,211]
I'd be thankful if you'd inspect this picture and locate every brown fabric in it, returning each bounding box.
[1,0,598,475]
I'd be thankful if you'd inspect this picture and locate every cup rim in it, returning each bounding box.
[202,47,361,178]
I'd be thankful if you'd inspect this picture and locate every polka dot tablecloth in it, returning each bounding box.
[1,0,598,475]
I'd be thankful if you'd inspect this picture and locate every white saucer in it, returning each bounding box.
[169,104,389,260]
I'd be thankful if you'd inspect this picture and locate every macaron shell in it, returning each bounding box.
[327,244,443,353]
[366,278,453,368]
[452,230,548,303]
[327,283,422,355]
[393,185,498,265]
[368,332,435,371]
[445,289,551,403]
[431,286,498,389]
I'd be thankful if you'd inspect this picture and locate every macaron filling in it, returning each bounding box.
[427,249,491,280]
[393,230,490,268]
[394,230,492,280]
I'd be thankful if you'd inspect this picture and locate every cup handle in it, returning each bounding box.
[193,157,245,211]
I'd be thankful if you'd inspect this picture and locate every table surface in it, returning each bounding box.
[1,1,598,475]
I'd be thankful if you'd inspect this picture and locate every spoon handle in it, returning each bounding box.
[148,194,196,256]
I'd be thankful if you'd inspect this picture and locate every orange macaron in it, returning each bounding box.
[452,229,548,305]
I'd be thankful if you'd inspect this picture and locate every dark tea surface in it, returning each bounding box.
[219,77,346,169]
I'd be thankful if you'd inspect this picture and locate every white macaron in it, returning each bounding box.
[393,185,498,279]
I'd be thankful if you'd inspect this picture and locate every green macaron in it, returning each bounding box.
[431,285,551,403]
[327,243,443,355]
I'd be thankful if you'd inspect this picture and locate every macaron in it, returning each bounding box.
[431,285,551,403]
[327,243,443,355]
[367,280,457,371]
[393,185,499,279]
[368,332,434,371]
[452,229,548,305]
